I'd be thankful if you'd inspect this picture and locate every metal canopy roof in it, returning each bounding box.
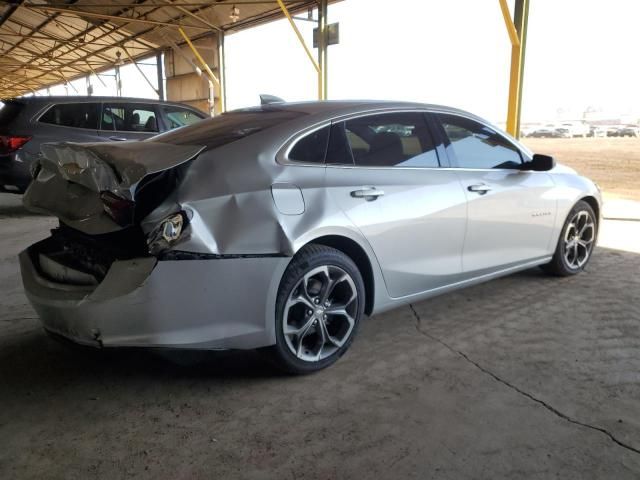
[0,0,318,99]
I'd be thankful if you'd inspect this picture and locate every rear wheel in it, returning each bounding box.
[542,200,597,276]
[270,244,365,374]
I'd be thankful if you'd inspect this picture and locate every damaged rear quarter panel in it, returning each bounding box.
[165,127,335,256]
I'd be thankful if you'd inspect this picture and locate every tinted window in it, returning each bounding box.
[437,113,522,169]
[288,126,330,164]
[150,108,306,150]
[341,112,439,167]
[0,101,24,126]
[163,106,205,130]
[102,104,158,132]
[39,103,99,130]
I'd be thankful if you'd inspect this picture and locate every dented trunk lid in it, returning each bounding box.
[23,141,204,235]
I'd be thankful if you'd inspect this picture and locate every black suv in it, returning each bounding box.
[0,96,207,193]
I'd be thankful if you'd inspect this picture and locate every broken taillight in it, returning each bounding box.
[0,135,31,155]
[100,191,135,226]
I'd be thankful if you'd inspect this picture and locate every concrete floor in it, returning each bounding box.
[1,193,639,479]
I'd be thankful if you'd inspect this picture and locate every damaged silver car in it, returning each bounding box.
[20,101,602,373]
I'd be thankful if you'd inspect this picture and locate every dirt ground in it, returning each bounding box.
[1,191,640,479]
[523,138,640,202]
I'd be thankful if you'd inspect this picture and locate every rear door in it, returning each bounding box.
[434,112,557,274]
[99,103,160,141]
[325,110,467,298]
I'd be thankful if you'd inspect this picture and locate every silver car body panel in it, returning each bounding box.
[20,100,602,350]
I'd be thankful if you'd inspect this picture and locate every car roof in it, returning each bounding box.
[227,100,492,129]
[238,99,477,117]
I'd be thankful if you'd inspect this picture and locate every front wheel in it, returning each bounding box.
[269,244,365,374]
[542,200,597,276]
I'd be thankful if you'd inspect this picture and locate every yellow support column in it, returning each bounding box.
[276,0,323,100]
[500,0,529,139]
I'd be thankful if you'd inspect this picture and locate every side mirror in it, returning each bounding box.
[522,153,555,172]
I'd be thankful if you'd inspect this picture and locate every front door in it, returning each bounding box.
[325,111,468,298]
[434,112,557,274]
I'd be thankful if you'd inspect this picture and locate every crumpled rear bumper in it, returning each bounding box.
[19,248,289,350]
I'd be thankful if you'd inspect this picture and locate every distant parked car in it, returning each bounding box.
[529,124,559,138]
[557,122,590,138]
[606,125,623,137]
[618,125,640,137]
[0,96,207,193]
[588,125,607,138]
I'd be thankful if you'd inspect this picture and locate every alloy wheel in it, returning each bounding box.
[563,210,595,269]
[282,265,358,362]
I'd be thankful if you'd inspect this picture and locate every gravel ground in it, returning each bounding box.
[1,193,639,479]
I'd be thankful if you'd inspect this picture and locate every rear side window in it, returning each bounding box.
[288,126,330,164]
[437,113,522,169]
[102,104,158,132]
[339,112,439,168]
[39,103,99,130]
[150,108,306,150]
[0,101,24,126]
[163,106,205,130]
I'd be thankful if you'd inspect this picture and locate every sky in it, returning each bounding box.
[31,0,640,125]
[225,0,640,124]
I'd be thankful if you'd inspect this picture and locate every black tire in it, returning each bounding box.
[269,244,365,374]
[541,200,597,276]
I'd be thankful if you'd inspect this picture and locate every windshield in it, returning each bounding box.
[149,108,306,150]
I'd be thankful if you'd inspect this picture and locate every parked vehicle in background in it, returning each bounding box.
[557,121,590,138]
[606,125,623,137]
[588,125,607,138]
[618,124,640,137]
[0,96,207,193]
[20,100,602,373]
[528,124,559,138]
[519,124,541,138]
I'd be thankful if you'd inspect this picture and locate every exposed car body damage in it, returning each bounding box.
[20,101,602,359]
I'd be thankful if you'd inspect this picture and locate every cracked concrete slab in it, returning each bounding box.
[0,193,639,479]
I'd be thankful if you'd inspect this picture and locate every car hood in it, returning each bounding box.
[552,162,577,174]
[23,141,204,234]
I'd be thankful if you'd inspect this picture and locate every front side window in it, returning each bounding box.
[288,126,330,164]
[163,107,205,130]
[39,103,99,130]
[339,112,439,168]
[101,104,158,132]
[437,113,522,169]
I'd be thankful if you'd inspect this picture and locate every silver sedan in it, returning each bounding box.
[20,101,601,373]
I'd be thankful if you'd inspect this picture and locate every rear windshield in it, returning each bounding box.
[0,101,24,127]
[149,108,306,150]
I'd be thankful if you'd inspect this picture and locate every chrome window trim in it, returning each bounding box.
[276,107,532,170]
[323,164,548,173]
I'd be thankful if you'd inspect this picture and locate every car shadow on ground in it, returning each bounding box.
[0,330,286,395]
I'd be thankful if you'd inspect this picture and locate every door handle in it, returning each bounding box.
[108,136,128,141]
[467,184,491,195]
[350,188,385,201]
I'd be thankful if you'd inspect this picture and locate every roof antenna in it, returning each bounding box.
[260,94,285,105]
